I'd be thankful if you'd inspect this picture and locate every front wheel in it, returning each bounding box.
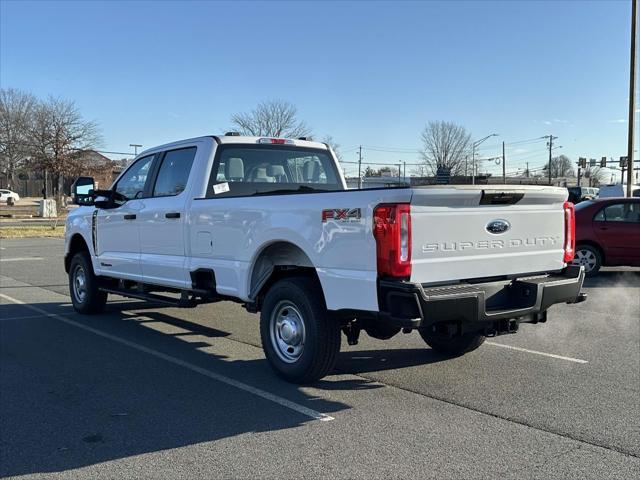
[68,251,107,314]
[260,277,341,383]
[418,326,485,356]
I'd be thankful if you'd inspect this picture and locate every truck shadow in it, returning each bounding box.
[0,299,363,478]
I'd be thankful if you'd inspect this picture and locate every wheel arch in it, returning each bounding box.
[65,233,90,273]
[247,241,322,311]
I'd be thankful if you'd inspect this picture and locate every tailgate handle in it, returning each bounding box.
[480,191,524,205]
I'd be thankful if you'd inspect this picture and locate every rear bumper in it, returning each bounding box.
[378,265,586,333]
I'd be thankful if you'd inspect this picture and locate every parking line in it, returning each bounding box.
[0,313,75,321]
[0,292,335,422]
[0,257,44,262]
[486,341,589,364]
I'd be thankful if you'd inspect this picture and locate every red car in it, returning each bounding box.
[572,197,640,276]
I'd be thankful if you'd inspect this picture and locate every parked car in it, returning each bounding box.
[0,189,20,203]
[598,183,640,198]
[572,198,640,276]
[64,134,586,383]
[567,186,599,203]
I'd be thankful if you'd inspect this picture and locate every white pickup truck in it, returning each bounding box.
[66,134,586,382]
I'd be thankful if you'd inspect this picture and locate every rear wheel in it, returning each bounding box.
[69,251,107,314]
[418,326,485,356]
[260,277,340,383]
[572,244,601,277]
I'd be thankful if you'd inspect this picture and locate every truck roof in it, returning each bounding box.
[137,135,329,157]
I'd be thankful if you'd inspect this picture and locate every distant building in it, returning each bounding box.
[69,150,122,190]
[0,150,123,197]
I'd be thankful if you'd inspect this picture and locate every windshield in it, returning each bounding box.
[207,145,343,198]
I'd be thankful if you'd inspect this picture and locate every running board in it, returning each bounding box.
[98,287,199,308]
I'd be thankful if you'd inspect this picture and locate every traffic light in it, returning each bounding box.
[600,157,607,168]
[620,156,628,167]
[578,157,587,168]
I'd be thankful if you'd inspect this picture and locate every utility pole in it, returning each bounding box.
[357,146,363,189]
[502,141,506,184]
[526,162,530,177]
[627,0,637,196]
[398,163,402,183]
[544,135,558,185]
[130,143,143,156]
[403,161,406,184]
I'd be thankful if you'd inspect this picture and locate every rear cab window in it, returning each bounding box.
[206,144,342,198]
[152,147,197,197]
[594,202,640,223]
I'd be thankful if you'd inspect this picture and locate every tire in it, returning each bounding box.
[68,251,107,314]
[572,244,602,277]
[260,277,341,384]
[418,326,485,356]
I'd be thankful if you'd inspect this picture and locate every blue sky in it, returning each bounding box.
[1,0,637,179]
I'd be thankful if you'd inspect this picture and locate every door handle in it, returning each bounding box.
[165,212,181,219]
[124,214,137,220]
[598,227,608,231]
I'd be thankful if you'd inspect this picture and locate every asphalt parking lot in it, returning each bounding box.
[1,237,638,479]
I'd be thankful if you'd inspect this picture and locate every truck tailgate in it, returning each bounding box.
[409,185,568,285]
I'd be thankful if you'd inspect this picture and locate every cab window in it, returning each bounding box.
[152,147,197,197]
[595,202,640,223]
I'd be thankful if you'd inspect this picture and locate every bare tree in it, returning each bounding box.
[0,88,37,187]
[543,155,575,178]
[29,97,103,201]
[322,135,342,162]
[584,166,607,186]
[420,121,472,176]
[230,100,311,138]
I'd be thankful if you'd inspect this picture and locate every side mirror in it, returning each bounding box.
[73,176,96,206]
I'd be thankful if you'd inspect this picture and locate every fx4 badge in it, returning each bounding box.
[322,208,362,222]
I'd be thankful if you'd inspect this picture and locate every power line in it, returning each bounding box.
[341,160,424,166]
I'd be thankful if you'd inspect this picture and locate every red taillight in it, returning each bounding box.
[563,201,575,263]
[373,203,411,278]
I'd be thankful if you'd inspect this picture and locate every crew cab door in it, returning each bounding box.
[96,154,156,281]
[137,146,197,288]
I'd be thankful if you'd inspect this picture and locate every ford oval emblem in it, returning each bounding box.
[486,219,511,234]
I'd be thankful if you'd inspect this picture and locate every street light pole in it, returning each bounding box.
[627,0,637,197]
[357,146,363,189]
[471,133,499,184]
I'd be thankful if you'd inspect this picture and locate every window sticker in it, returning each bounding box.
[213,182,230,195]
